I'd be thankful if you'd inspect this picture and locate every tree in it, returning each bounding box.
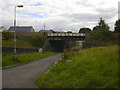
[93,18,109,31]
[30,35,47,47]
[86,29,115,44]
[2,31,12,40]
[50,29,56,33]
[79,28,91,33]
[114,19,120,33]
[67,31,72,33]
[93,26,100,31]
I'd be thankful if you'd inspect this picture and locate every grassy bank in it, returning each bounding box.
[2,32,46,48]
[2,39,35,48]
[35,46,118,88]
[2,52,56,67]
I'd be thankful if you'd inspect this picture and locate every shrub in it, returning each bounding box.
[30,34,47,48]
[79,28,91,33]
[2,31,13,40]
[86,29,116,44]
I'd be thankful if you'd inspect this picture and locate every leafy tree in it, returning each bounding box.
[93,18,109,30]
[93,26,100,31]
[86,29,116,44]
[67,31,72,33]
[2,31,12,40]
[50,29,56,33]
[30,35,47,47]
[114,19,120,33]
[79,28,91,33]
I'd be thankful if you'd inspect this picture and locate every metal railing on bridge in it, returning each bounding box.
[47,33,85,37]
[47,33,86,41]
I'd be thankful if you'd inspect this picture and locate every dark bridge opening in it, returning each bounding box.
[43,33,86,52]
[49,40,65,52]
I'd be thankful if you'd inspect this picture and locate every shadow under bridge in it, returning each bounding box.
[42,33,86,52]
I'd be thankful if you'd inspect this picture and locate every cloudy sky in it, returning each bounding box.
[0,0,119,32]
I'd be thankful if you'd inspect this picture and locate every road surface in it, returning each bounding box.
[3,54,61,88]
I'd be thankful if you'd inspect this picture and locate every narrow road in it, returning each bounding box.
[3,54,61,88]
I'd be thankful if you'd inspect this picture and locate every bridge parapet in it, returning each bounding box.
[47,33,86,41]
[47,33,85,37]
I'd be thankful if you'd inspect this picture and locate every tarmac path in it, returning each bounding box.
[2,54,61,88]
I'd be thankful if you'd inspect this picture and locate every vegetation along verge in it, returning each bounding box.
[2,52,56,67]
[35,46,118,88]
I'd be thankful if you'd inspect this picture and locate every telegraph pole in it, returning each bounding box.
[14,5,23,60]
[44,23,45,30]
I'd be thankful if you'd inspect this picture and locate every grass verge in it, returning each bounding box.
[2,39,35,48]
[35,46,118,88]
[2,52,56,67]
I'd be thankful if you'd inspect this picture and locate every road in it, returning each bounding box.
[2,54,61,88]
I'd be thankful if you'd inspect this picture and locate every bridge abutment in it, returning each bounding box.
[42,33,85,52]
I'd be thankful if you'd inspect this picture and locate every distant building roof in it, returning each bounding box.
[0,26,7,32]
[39,30,53,34]
[8,26,35,32]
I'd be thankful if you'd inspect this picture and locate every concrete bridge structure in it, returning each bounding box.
[47,33,85,41]
[43,33,86,52]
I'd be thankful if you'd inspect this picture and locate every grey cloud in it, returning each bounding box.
[40,17,80,32]
[62,13,115,22]
[61,6,117,23]
[118,1,120,19]
[1,0,117,32]
[45,20,70,31]
[75,0,94,8]
[95,7,117,15]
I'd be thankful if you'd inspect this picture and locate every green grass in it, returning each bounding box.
[0,54,2,67]
[2,52,56,67]
[35,46,118,88]
[2,39,35,48]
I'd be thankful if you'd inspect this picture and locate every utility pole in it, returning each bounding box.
[44,23,45,30]
[14,5,23,60]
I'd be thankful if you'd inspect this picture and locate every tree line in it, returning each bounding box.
[2,18,119,47]
[79,18,120,33]
[79,18,119,45]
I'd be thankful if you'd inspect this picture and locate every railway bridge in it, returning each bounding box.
[43,33,86,52]
[47,33,85,41]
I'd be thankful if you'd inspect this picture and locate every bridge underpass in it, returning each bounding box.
[42,33,86,52]
[49,40,65,52]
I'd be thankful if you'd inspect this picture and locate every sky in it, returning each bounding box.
[0,0,119,32]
